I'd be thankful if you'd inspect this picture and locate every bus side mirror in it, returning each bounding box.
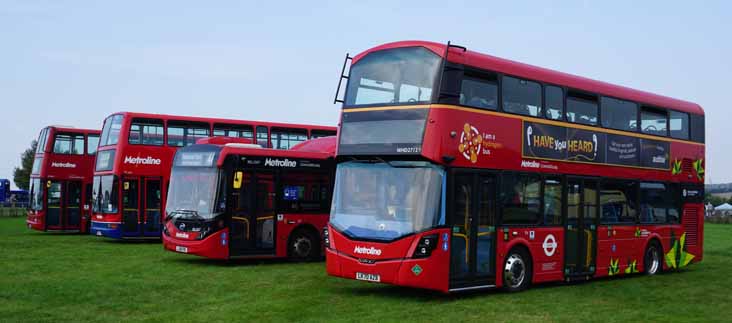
[233,171,243,189]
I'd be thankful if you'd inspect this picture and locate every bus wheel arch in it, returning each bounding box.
[644,238,663,275]
[502,244,533,292]
[287,224,321,261]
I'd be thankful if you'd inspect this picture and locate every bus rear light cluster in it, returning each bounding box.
[412,234,438,258]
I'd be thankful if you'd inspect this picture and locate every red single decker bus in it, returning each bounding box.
[162,136,335,260]
[91,112,336,240]
[27,126,101,232]
[326,41,705,293]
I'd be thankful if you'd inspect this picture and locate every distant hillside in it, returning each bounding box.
[707,183,732,194]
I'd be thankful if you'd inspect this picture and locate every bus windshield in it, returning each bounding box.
[330,161,444,241]
[30,178,43,211]
[344,47,441,107]
[166,166,222,220]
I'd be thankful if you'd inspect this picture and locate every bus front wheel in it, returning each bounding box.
[503,247,532,292]
[288,228,319,261]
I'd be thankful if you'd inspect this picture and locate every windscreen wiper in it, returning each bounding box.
[165,209,202,221]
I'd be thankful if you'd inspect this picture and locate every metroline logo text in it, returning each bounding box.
[354,246,382,256]
[521,160,540,168]
[51,162,76,168]
[124,156,162,165]
[264,158,296,168]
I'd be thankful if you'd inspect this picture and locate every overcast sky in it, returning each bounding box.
[1,1,730,188]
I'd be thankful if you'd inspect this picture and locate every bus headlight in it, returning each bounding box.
[412,234,438,258]
[323,227,330,247]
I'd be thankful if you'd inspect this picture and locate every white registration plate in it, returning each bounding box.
[175,246,188,253]
[356,272,380,282]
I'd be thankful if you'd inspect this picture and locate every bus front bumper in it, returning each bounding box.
[325,247,450,293]
[90,221,123,239]
[163,229,229,260]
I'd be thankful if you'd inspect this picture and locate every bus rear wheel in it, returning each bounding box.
[288,229,319,261]
[503,247,532,292]
[644,241,662,275]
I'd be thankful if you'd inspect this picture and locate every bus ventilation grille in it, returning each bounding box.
[682,158,694,174]
[682,207,699,246]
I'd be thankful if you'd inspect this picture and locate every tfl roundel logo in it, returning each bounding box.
[543,234,557,257]
[458,123,482,163]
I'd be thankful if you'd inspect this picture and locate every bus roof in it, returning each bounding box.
[45,126,101,135]
[352,40,703,116]
[217,137,336,167]
[106,111,336,131]
[290,136,336,154]
[217,146,334,167]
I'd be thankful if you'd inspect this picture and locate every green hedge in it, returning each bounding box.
[0,208,26,217]
[706,215,732,224]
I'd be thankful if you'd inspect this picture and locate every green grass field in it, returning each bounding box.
[1,217,730,323]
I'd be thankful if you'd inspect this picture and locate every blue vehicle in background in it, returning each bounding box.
[0,179,29,207]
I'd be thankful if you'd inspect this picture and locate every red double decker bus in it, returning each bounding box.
[326,41,705,293]
[27,126,101,232]
[90,112,336,239]
[162,136,335,260]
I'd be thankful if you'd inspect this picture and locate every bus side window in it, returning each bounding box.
[279,170,331,213]
[256,126,270,148]
[566,91,598,126]
[600,181,638,224]
[460,74,498,110]
[545,86,564,121]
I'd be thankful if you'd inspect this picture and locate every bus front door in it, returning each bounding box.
[229,170,276,257]
[64,181,82,231]
[449,172,496,290]
[122,178,141,237]
[565,178,598,277]
[46,181,63,230]
[142,178,162,237]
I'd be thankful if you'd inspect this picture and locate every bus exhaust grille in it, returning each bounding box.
[682,158,694,174]
[682,207,699,246]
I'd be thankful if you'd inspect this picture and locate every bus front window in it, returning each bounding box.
[344,47,441,107]
[330,161,444,241]
[30,178,43,211]
[166,166,222,220]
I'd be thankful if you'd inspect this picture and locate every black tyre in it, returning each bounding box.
[644,241,662,275]
[503,247,532,292]
[288,229,319,261]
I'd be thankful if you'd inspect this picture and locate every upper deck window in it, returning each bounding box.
[641,107,668,136]
[100,115,124,147]
[460,75,497,110]
[545,86,564,120]
[168,121,210,147]
[53,133,85,155]
[87,135,100,155]
[256,126,270,148]
[213,124,254,140]
[669,110,689,140]
[601,97,638,131]
[690,114,704,143]
[272,128,308,149]
[129,118,164,146]
[36,128,50,154]
[502,76,542,117]
[345,47,441,107]
[566,92,598,126]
